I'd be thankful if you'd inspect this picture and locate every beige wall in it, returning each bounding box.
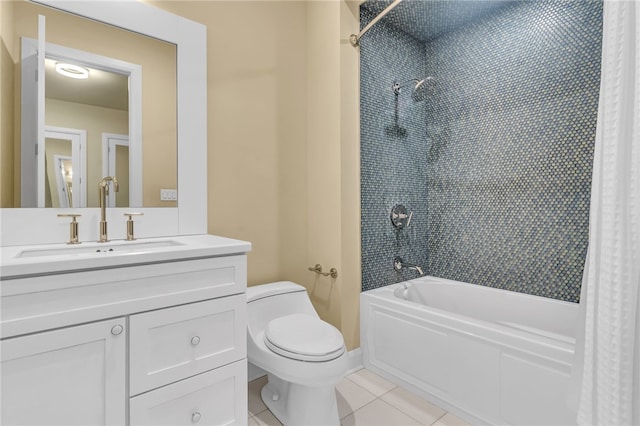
[3,0,177,207]
[135,0,363,350]
[151,0,309,287]
[305,1,343,332]
[115,145,130,208]
[1,0,16,207]
[43,137,71,208]
[339,0,363,351]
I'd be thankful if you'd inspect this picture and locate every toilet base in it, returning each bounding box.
[261,374,340,426]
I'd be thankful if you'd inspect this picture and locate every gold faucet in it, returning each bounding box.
[98,176,119,242]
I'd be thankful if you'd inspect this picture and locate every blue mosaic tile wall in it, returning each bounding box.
[360,7,431,289]
[360,0,602,303]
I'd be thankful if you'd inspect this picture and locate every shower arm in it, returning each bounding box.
[350,0,403,47]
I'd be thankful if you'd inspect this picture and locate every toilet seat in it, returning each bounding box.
[264,314,345,362]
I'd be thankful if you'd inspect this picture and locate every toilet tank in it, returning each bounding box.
[247,281,318,337]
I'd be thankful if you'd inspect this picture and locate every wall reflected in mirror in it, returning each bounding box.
[0,0,178,208]
[44,136,71,207]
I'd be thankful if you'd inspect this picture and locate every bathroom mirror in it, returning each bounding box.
[8,0,177,208]
[0,0,207,245]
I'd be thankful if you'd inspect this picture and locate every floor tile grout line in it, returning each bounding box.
[355,374,456,426]
[249,407,268,418]
[341,395,382,421]
[250,369,457,426]
[254,398,451,426]
[339,374,401,420]
[339,382,452,426]
[429,411,448,426]
[384,396,445,426]
[344,372,399,398]
[378,388,450,426]
[342,394,415,423]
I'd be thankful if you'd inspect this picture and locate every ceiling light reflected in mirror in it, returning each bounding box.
[54,62,89,79]
[45,58,129,110]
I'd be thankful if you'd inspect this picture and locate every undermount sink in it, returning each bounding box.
[15,240,184,258]
[1,235,251,279]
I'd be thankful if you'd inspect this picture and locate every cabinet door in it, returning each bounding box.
[129,295,246,395]
[1,318,126,426]
[130,359,247,426]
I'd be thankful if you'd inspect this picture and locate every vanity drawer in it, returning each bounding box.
[129,295,246,395]
[2,255,247,339]
[130,359,247,426]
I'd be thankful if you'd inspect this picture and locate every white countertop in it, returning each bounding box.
[0,234,251,279]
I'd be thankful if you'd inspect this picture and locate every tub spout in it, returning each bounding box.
[394,282,410,299]
[393,257,424,276]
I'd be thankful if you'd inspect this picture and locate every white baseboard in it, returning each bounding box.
[345,347,363,375]
[247,347,363,382]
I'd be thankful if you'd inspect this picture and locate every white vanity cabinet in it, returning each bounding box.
[129,296,246,395]
[130,360,246,426]
[0,235,250,426]
[128,296,247,426]
[1,318,127,426]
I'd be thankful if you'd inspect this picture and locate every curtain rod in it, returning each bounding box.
[350,0,404,47]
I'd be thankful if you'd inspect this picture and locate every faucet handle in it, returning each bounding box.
[57,213,81,245]
[124,212,144,241]
[393,257,404,272]
[124,212,144,219]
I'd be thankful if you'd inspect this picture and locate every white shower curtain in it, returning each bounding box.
[577,1,640,425]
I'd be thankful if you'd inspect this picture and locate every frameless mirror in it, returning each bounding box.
[3,0,178,208]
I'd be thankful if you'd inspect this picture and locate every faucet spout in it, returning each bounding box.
[393,257,425,276]
[98,176,119,242]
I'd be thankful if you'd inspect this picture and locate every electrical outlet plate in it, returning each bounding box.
[160,189,177,201]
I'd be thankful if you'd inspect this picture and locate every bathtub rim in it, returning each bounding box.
[366,275,579,344]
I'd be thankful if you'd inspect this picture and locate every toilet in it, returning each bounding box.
[246,281,348,426]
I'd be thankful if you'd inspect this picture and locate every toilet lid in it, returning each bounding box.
[264,314,345,362]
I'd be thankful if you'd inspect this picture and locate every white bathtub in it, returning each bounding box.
[360,276,579,425]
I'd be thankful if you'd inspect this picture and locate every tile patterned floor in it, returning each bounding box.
[248,368,471,426]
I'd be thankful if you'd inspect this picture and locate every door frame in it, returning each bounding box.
[41,126,87,208]
[102,133,138,207]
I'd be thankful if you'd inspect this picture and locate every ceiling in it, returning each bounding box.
[361,0,509,42]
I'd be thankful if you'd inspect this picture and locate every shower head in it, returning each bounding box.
[412,77,435,102]
[393,77,435,102]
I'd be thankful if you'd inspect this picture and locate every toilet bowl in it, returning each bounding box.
[247,281,348,426]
